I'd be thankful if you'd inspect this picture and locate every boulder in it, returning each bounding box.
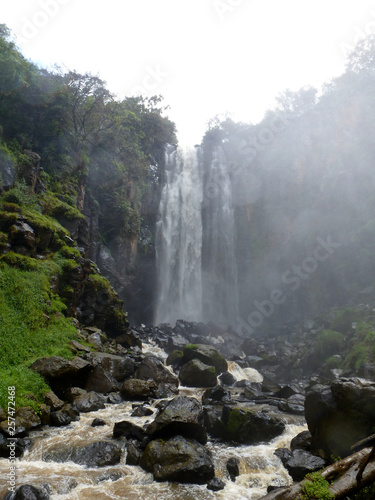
[135,356,179,389]
[44,440,122,467]
[285,449,326,482]
[277,394,305,415]
[0,407,41,436]
[166,350,184,368]
[29,356,92,392]
[140,435,215,484]
[305,377,375,459]
[219,371,237,386]
[146,396,207,444]
[113,420,147,441]
[131,406,153,417]
[120,379,157,400]
[72,391,106,412]
[274,447,292,466]
[89,352,136,381]
[91,418,106,427]
[126,439,143,465]
[43,391,64,411]
[202,385,231,405]
[182,344,228,374]
[0,434,32,458]
[291,430,312,452]
[207,478,226,491]
[217,406,285,444]
[3,484,50,500]
[116,330,142,349]
[227,456,240,481]
[85,365,120,393]
[179,359,217,388]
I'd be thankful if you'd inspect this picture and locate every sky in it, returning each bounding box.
[2,0,375,144]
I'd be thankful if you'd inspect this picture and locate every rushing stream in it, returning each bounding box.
[0,343,306,499]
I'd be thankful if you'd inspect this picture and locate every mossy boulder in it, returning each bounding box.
[140,435,214,484]
[182,344,228,374]
[210,406,285,444]
[179,359,217,388]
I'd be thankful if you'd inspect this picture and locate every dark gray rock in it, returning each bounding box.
[3,484,49,500]
[131,406,153,417]
[44,440,122,467]
[274,447,292,466]
[291,430,312,452]
[135,356,179,389]
[227,457,240,481]
[113,420,147,441]
[91,418,106,427]
[120,379,157,400]
[85,365,120,394]
[207,477,226,491]
[89,352,136,382]
[140,435,215,484]
[146,396,207,444]
[202,385,231,405]
[73,392,106,412]
[219,371,236,386]
[285,449,326,482]
[179,359,217,388]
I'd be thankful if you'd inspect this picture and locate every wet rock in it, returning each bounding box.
[120,379,157,400]
[131,406,153,417]
[305,377,375,459]
[3,484,50,499]
[116,330,142,349]
[0,407,41,437]
[87,332,103,350]
[262,376,281,393]
[65,387,86,402]
[0,434,32,458]
[44,440,122,467]
[43,391,64,411]
[217,406,285,445]
[207,477,226,491]
[135,356,179,389]
[126,439,143,465]
[140,435,215,484]
[219,371,236,386]
[167,334,189,352]
[29,356,92,392]
[72,391,106,412]
[68,340,91,354]
[107,392,123,404]
[89,352,136,382]
[285,449,326,482]
[179,359,217,388]
[203,406,224,437]
[202,385,231,405]
[49,409,72,427]
[85,365,120,393]
[227,456,240,481]
[277,394,305,415]
[9,221,36,252]
[113,420,147,441]
[146,396,207,444]
[91,418,106,427]
[291,430,312,452]
[274,447,292,466]
[97,472,123,482]
[182,344,228,374]
[166,350,184,368]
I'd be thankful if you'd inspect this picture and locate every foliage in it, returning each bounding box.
[0,262,77,410]
[300,471,334,500]
[314,330,345,361]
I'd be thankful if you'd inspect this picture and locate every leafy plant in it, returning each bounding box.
[300,471,334,500]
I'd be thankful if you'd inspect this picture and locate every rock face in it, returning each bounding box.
[146,396,207,444]
[140,435,215,484]
[182,344,228,374]
[305,377,375,459]
[179,359,217,388]
[44,440,122,467]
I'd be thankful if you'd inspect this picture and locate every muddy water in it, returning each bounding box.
[0,347,306,499]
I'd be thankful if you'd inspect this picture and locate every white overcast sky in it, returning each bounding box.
[2,0,375,144]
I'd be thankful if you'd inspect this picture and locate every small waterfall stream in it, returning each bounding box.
[0,344,306,499]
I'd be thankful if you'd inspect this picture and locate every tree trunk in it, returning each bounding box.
[259,447,375,499]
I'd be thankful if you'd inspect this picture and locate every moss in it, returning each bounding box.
[58,245,81,261]
[0,230,8,248]
[0,252,39,271]
[226,408,252,434]
[300,471,334,500]
[185,344,198,351]
[41,192,85,221]
[0,210,18,231]
[0,202,21,213]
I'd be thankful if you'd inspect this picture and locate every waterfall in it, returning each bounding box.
[155,144,239,327]
[201,146,239,325]
[155,145,203,325]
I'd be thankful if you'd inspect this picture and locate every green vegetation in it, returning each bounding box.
[314,330,345,360]
[344,322,375,371]
[0,262,77,410]
[299,471,334,500]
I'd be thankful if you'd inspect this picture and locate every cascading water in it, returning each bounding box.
[201,147,239,325]
[155,145,203,325]
[155,144,239,326]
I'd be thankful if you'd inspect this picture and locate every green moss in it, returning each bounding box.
[300,471,334,500]
[41,192,85,221]
[0,252,39,270]
[58,245,81,261]
[0,202,21,213]
[185,344,198,351]
[226,408,252,434]
[0,230,8,248]
[0,210,18,231]
[314,330,344,361]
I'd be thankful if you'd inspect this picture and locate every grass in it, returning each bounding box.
[0,261,78,411]
[300,471,334,500]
